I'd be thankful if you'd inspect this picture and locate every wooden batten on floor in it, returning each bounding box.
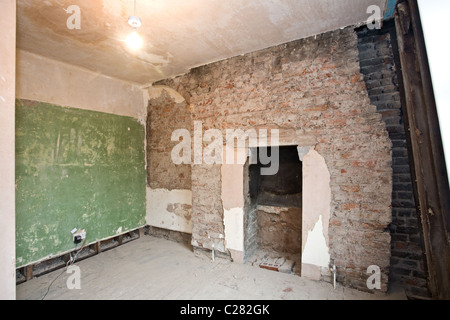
[15,227,145,285]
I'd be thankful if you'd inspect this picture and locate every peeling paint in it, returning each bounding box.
[301,148,331,269]
[301,215,330,267]
[384,0,397,19]
[223,207,244,252]
[15,100,146,267]
[166,203,192,221]
[146,188,192,234]
[147,85,186,104]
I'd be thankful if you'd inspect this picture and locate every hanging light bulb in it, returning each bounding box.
[126,0,142,50]
[126,28,142,50]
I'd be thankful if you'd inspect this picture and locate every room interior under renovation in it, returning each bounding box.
[1,0,449,302]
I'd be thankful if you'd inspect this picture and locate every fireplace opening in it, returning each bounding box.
[244,146,302,275]
[249,146,302,207]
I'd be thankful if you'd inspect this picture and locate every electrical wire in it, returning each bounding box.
[40,237,87,300]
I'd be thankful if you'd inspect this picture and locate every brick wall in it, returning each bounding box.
[153,27,393,292]
[356,22,430,298]
[147,90,191,190]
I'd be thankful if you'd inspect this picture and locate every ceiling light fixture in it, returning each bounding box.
[126,0,142,50]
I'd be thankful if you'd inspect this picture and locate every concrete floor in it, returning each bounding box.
[16,235,407,300]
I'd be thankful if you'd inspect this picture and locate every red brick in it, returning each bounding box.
[305,104,328,112]
[342,203,361,211]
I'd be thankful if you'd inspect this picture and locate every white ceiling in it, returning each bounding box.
[17,0,388,85]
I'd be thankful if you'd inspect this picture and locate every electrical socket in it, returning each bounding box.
[73,229,86,244]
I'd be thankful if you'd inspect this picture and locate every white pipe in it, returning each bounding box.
[331,264,337,289]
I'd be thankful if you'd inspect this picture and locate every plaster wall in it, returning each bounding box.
[301,149,331,279]
[0,0,17,300]
[16,50,146,121]
[145,87,193,233]
[146,188,192,234]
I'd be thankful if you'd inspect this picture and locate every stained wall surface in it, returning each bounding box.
[15,51,147,268]
[146,88,193,234]
[15,100,146,267]
[16,50,146,122]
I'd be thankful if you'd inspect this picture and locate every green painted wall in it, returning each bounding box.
[15,100,146,267]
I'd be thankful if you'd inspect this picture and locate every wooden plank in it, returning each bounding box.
[25,265,33,281]
[94,241,100,254]
[395,0,450,299]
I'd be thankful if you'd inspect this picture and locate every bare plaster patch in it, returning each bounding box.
[146,188,192,234]
[301,149,331,269]
[147,85,186,104]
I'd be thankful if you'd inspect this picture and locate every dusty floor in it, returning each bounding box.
[16,235,407,300]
